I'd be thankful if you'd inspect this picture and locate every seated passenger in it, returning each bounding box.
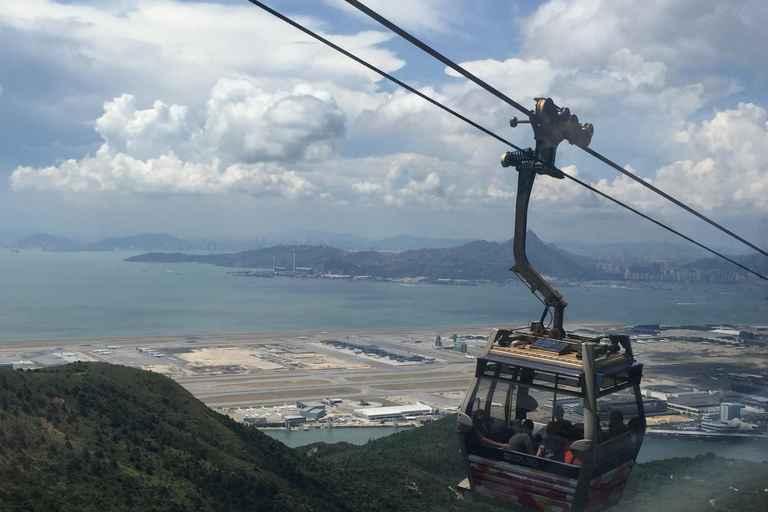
[608,410,631,438]
[536,421,569,462]
[508,419,535,455]
[467,409,511,450]
[553,405,580,439]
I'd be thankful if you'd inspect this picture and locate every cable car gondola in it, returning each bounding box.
[457,99,646,512]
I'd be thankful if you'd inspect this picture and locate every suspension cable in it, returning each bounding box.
[563,174,767,281]
[344,0,531,117]
[579,146,768,259]
[343,0,768,260]
[247,0,524,152]
[247,0,768,281]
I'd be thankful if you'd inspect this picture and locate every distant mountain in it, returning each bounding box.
[257,230,477,251]
[82,233,194,251]
[13,233,78,250]
[552,240,709,261]
[11,231,478,253]
[127,231,614,281]
[368,235,476,251]
[13,232,201,252]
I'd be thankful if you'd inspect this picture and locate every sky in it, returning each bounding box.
[1,0,767,252]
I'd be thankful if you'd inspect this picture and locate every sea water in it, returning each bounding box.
[262,427,768,463]
[1,250,767,341]
[2,250,768,462]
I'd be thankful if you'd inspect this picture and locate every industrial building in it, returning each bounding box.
[283,414,307,428]
[353,403,434,420]
[296,401,327,419]
[643,385,723,408]
[728,373,768,395]
[321,339,425,362]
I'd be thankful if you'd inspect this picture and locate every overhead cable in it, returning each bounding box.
[343,0,531,117]
[563,174,767,281]
[248,0,768,281]
[247,0,525,152]
[580,146,768,259]
[343,0,768,260]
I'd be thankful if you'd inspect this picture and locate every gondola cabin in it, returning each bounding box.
[457,328,645,512]
[457,98,645,511]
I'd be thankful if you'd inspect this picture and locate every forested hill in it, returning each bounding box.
[1,363,766,511]
[0,363,476,511]
[126,231,613,281]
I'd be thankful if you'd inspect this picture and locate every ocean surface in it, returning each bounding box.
[1,250,767,341]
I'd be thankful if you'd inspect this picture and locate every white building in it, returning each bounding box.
[353,403,434,420]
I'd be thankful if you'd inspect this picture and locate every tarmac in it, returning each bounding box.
[1,322,765,425]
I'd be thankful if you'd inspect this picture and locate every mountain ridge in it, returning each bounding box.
[126,231,613,281]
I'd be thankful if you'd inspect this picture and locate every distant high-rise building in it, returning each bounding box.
[720,402,743,421]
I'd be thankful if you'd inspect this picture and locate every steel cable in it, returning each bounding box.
[247,0,768,281]
[343,0,768,260]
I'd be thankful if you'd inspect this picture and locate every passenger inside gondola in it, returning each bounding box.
[553,404,582,439]
[467,409,511,450]
[507,419,535,454]
[536,421,569,461]
[608,410,630,439]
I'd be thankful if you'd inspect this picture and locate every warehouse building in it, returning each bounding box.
[353,403,434,420]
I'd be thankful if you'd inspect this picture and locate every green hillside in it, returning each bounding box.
[0,363,358,511]
[1,363,766,511]
[126,231,612,281]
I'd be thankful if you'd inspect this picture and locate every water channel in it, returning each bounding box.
[262,426,768,463]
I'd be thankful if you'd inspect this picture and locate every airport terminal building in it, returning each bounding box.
[353,403,435,420]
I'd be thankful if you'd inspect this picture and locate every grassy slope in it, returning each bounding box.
[0,363,359,511]
[1,363,767,511]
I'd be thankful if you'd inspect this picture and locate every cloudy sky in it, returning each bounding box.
[2,0,767,251]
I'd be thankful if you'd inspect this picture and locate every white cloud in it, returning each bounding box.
[445,58,558,105]
[661,103,768,213]
[324,0,461,34]
[4,0,768,243]
[522,0,768,70]
[201,79,346,164]
[10,147,314,197]
[527,104,768,218]
[343,153,457,207]
[0,0,404,109]
[9,79,348,196]
[95,94,193,161]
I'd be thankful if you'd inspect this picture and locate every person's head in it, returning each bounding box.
[546,420,561,436]
[554,405,565,421]
[627,417,640,431]
[610,410,624,424]
[522,419,534,433]
[473,409,488,425]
